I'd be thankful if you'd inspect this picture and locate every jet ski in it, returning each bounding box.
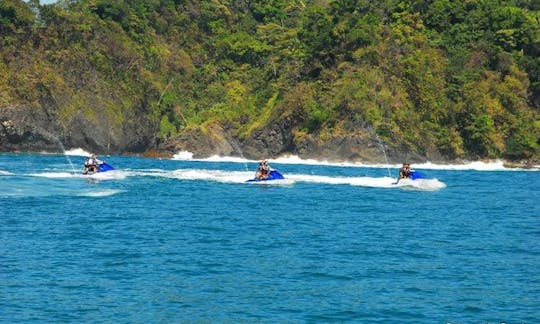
[392,170,424,184]
[83,162,115,175]
[247,170,285,182]
[408,170,424,180]
[97,163,115,172]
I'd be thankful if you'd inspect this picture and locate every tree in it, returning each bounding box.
[0,0,35,34]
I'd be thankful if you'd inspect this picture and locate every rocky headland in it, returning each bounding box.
[1,1,538,167]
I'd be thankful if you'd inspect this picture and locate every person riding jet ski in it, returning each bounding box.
[398,162,411,180]
[83,154,103,175]
[255,159,271,180]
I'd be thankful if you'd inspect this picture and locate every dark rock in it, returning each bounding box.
[0,105,61,152]
[241,115,297,159]
[0,103,157,155]
[160,117,440,164]
[503,159,540,169]
[161,123,238,158]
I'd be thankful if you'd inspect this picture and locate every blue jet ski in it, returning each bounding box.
[83,162,115,175]
[408,170,424,180]
[392,170,424,184]
[247,170,285,182]
[98,163,115,172]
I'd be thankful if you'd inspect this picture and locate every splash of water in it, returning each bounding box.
[230,140,249,172]
[372,130,392,178]
[34,127,78,174]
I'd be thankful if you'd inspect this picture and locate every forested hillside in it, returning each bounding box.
[1,0,539,163]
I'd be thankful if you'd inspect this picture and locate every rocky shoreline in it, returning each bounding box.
[1,145,537,170]
[2,105,538,169]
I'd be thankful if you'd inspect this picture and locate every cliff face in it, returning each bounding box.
[0,102,536,166]
[160,116,437,164]
[0,104,156,154]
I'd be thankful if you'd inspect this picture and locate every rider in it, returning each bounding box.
[398,162,411,179]
[84,154,103,174]
[256,159,271,180]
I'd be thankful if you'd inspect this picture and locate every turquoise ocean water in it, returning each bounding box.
[1,152,538,322]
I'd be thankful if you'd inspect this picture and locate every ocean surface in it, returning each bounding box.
[1,152,538,323]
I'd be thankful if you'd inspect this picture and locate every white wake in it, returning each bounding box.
[139,168,445,190]
[77,189,124,197]
[28,170,127,180]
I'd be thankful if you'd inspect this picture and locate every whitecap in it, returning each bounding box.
[28,172,75,178]
[64,148,92,156]
[82,170,127,180]
[270,155,532,172]
[171,151,537,171]
[77,189,124,197]
[410,160,507,171]
[286,173,362,185]
[173,151,256,163]
[163,169,250,183]
[392,178,447,191]
[172,151,194,160]
[121,169,167,177]
[26,170,127,180]
[200,155,258,163]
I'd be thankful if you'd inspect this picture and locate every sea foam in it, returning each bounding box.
[27,170,127,180]
[77,189,124,197]
[28,172,75,178]
[141,168,444,190]
[172,151,537,171]
[64,148,92,156]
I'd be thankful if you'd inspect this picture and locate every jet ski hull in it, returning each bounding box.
[84,162,115,175]
[247,170,284,182]
[392,170,424,184]
[98,163,115,172]
[409,170,424,180]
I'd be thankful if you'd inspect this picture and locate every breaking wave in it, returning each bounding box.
[77,189,124,197]
[64,148,92,156]
[172,151,537,171]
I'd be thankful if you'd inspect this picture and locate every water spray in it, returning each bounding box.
[34,127,78,175]
[230,140,250,172]
[374,132,392,178]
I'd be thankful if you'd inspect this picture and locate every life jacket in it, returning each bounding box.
[399,167,409,178]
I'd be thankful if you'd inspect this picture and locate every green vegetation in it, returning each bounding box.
[1,0,539,160]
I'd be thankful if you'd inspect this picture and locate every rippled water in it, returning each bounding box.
[1,153,538,322]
